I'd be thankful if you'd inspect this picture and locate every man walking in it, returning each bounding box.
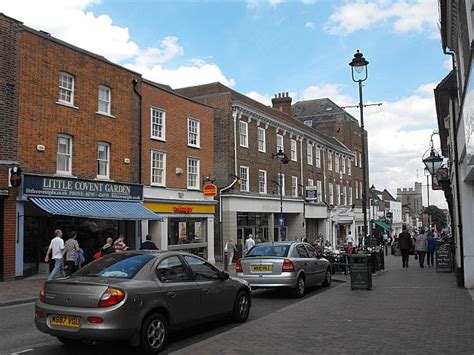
[244,234,255,255]
[64,231,80,276]
[415,230,428,268]
[140,234,158,250]
[45,229,65,281]
[398,226,412,268]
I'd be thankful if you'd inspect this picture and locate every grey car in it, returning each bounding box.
[236,242,331,297]
[35,251,251,354]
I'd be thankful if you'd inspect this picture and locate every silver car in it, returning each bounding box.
[236,242,331,297]
[35,251,251,354]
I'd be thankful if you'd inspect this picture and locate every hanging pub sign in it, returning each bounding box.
[305,186,317,201]
[9,166,22,187]
[203,183,217,197]
[22,174,143,201]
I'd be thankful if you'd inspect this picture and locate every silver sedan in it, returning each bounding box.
[236,241,331,297]
[35,251,251,354]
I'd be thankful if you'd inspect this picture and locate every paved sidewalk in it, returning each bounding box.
[175,255,474,354]
[0,273,46,307]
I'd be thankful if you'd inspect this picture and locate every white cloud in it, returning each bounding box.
[444,57,453,70]
[246,91,273,106]
[305,21,315,29]
[325,0,438,36]
[301,84,353,106]
[0,0,233,88]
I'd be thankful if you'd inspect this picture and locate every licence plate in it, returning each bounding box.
[50,315,81,328]
[251,265,272,272]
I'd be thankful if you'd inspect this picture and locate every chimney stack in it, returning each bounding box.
[272,92,292,115]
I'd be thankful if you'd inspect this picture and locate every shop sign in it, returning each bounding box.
[173,206,193,214]
[0,189,9,196]
[203,183,217,197]
[305,186,317,201]
[23,174,143,201]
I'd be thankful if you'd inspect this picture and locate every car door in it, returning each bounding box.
[183,255,236,318]
[155,256,201,325]
[305,244,326,283]
[295,244,315,284]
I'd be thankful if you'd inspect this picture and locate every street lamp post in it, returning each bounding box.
[349,50,370,244]
[274,149,289,241]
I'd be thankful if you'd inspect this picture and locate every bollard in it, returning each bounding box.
[224,252,228,271]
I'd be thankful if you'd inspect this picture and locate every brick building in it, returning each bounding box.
[177,84,357,259]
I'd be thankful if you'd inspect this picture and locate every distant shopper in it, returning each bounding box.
[398,226,413,268]
[64,231,80,276]
[224,239,238,266]
[113,235,128,251]
[347,232,354,246]
[101,237,115,256]
[140,234,158,250]
[426,233,437,268]
[244,234,255,255]
[415,231,428,268]
[45,229,65,281]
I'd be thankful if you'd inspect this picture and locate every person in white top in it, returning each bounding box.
[45,229,65,281]
[244,234,255,255]
[346,232,354,246]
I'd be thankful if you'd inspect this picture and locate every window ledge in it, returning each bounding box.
[187,187,200,191]
[95,176,113,181]
[240,145,249,149]
[151,183,166,188]
[188,144,201,149]
[151,137,166,143]
[55,172,75,178]
[56,101,79,110]
[95,112,116,118]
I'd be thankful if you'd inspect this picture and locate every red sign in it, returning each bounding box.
[203,183,217,197]
[173,206,193,214]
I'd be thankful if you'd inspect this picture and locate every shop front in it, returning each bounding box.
[304,203,328,244]
[18,174,159,277]
[331,206,356,248]
[143,188,216,263]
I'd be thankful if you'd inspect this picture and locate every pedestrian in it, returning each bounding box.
[347,232,353,246]
[44,229,65,281]
[398,225,413,268]
[426,232,437,268]
[140,234,158,250]
[64,231,80,276]
[101,237,115,256]
[224,239,238,266]
[415,230,428,268]
[244,234,255,255]
[113,235,128,251]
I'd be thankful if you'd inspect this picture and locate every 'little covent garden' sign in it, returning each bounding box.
[23,174,143,201]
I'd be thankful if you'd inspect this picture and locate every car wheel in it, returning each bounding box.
[322,268,332,287]
[57,336,81,346]
[140,313,168,354]
[232,291,250,323]
[291,275,305,298]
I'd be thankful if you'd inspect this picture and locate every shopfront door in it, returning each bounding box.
[237,228,253,258]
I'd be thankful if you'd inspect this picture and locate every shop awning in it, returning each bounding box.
[374,220,391,230]
[30,198,160,220]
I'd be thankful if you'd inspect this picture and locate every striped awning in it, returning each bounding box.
[30,197,160,220]
[374,220,391,230]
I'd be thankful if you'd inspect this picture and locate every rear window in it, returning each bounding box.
[246,245,290,257]
[75,253,154,279]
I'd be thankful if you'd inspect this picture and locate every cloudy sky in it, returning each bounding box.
[0,0,448,207]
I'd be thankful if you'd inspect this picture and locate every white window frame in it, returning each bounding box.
[355,181,359,199]
[343,185,347,205]
[307,143,313,165]
[348,159,352,175]
[291,140,297,161]
[258,127,266,152]
[328,152,333,171]
[187,157,200,190]
[151,150,166,187]
[342,157,346,174]
[291,176,298,197]
[239,121,248,148]
[240,166,249,192]
[316,146,321,168]
[187,117,200,148]
[97,142,110,179]
[258,170,267,194]
[276,134,284,153]
[56,134,72,175]
[317,180,322,202]
[58,72,74,105]
[278,173,285,196]
[98,85,111,115]
[329,183,334,205]
[304,119,312,127]
[355,151,358,167]
[348,185,352,205]
[335,155,340,173]
[336,184,341,205]
[308,178,314,187]
[151,107,166,141]
[359,152,362,168]
[359,181,363,200]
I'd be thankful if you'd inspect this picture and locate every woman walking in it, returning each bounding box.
[224,239,238,266]
[426,233,437,268]
[415,231,428,268]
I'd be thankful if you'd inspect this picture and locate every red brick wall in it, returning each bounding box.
[141,83,214,188]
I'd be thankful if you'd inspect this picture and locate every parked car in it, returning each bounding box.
[236,241,331,298]
[35,251,251,354]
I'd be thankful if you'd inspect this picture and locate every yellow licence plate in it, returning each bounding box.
[251,265,272,272]
[50,315,81,328]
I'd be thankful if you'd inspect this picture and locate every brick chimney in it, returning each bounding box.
[272,92,292,115]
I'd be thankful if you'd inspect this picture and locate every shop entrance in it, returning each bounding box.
[237,227,253,258]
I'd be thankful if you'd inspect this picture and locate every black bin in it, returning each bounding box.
[350,254,372,290]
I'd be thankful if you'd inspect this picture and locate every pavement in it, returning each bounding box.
[0,273,46,307]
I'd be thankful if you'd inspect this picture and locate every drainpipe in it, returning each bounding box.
[300,139,304,232]
[132,79,142,184]
[232,110,239,177]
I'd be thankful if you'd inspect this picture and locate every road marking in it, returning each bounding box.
[11,349,34,354]
[0,301,35,310]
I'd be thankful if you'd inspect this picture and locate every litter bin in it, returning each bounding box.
[350,254,372,290]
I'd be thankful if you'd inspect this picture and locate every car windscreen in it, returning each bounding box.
[246,245,290,257]
[74,254,154,279]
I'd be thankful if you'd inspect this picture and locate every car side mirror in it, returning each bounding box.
[221,271,230,280]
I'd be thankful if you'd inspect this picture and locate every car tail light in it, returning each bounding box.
[98,288,125,307]
[35,310,45,318]
[282,259,295,272]
[236,259,243,273]
[39,286,46,303]
[87,317,103,324]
